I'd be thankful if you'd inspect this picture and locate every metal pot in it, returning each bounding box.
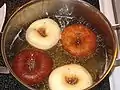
[0,0,120,90]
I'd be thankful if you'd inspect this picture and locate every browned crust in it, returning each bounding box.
[61,24,97,57]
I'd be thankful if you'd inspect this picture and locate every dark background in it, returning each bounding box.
[0,0,110,90]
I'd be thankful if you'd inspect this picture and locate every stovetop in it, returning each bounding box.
[0,0,110,90]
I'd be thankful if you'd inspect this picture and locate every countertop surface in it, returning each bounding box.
[0,0,110,90]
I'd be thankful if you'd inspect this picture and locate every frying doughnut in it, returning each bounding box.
[26,18,61,50]
[12,49,53,85]
[61,24,96,57]
[49,64,93,90]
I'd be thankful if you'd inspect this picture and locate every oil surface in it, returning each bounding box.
[7,4,108,90]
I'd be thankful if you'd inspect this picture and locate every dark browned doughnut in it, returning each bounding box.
[12,49,53,85]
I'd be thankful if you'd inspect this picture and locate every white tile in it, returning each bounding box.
[0,3,6,32]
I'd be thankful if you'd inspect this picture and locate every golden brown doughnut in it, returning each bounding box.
[61,24,96,57]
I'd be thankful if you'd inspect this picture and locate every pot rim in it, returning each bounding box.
[1,0,118,90]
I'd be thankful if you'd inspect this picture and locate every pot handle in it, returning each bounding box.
[0,32,10,74]
[112,24,120,67]
[114,59,120,67]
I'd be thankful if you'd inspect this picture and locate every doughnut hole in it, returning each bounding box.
[65,75,79,85]
[37,28,47,37]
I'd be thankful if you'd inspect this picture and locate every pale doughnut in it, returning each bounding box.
[49,64,93,90]
[26,18,61,50]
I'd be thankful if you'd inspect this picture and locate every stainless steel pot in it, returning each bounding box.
[0,0,120,90]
